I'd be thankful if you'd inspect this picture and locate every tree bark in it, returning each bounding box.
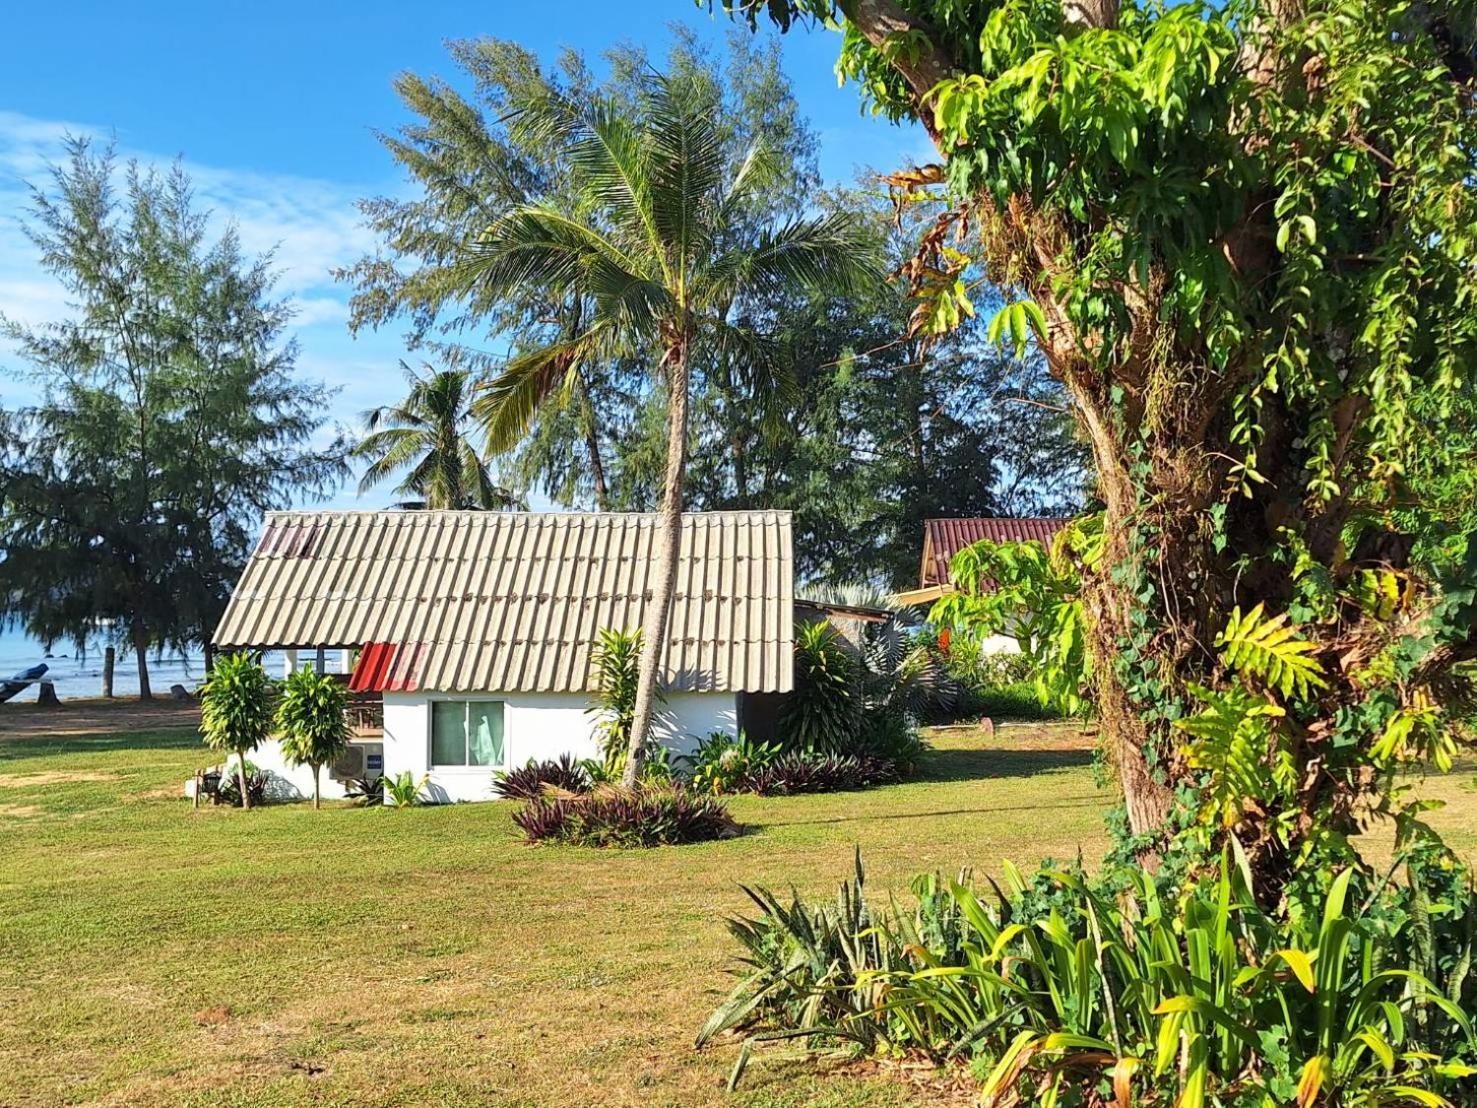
[313,763,321,810]
[237,752,251,812]
[102,646,115,699]
[624,336,690,788]
[132,621,153,701]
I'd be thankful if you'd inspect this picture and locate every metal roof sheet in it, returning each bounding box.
[214,510,794,694]
[921,517,1073,587]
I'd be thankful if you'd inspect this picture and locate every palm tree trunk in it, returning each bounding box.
[623,341,689,787]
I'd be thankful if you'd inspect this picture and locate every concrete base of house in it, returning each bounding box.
[245,689,739,804]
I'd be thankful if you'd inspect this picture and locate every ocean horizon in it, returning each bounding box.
[0,627,307,701]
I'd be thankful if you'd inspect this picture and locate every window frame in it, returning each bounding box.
[426,697,508,770]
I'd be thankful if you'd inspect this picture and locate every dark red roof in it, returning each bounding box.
[921,518,1072,587]
[348,641,426,693]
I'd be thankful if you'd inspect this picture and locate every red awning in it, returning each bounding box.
[348,642,425,692]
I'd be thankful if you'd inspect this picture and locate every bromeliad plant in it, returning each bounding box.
[492,754,592,800]
[703,849,1477,1104]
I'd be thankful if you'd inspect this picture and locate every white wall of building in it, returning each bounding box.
[247,688,739,805]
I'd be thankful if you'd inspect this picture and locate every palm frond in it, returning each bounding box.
[702,212,881,309]
[471,330,604,454]
[644,75,727,279]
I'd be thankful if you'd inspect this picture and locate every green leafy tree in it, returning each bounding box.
[0,140,346,695]
[353,364,520,510]
[459,74,879,784]
[733,0,1477,878]
[276,668,351,809]
[199,653,276,811]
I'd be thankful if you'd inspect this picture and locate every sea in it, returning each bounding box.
[0,626,300,701]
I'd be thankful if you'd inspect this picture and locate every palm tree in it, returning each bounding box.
[458,75,880,785]
[353,364,521,510]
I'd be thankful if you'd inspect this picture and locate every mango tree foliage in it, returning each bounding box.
[726,0,1477,884]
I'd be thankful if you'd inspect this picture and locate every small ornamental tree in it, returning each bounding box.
[729,0,1477,890]
[199,653,276,811]
[276,668,351,809]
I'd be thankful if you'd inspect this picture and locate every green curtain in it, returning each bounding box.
[431,701,465,765]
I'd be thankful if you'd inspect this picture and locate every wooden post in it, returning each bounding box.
[193,770,201,810]
[314,647,326,674]
[102,646,115,699]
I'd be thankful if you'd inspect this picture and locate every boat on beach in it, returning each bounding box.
[0,663,49,704]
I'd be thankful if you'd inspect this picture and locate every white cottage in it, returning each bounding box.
[212,510,795,802]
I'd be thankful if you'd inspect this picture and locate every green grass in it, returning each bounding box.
[6,723,1472,1106]
[0,721,1105,1107]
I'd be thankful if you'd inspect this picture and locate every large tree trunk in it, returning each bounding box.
[132,621,153,701]
[624,338,690,788]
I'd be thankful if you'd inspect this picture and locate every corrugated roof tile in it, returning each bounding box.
[921,517,1073,587]
[215,510,794,694]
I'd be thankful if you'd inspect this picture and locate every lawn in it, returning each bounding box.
[1,721,1473,1108]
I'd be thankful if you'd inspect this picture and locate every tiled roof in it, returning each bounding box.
[214,510,794,694]
[921,517,1073,587]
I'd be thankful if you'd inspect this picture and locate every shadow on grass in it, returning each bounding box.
[758,794,1106,830]
[0,729,200,762]
[920,745,1092,784]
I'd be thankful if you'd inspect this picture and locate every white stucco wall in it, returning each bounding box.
[245,737,381,802]
[250,689,738,805]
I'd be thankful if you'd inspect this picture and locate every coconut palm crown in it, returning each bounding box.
[458,74,881,783]
[352,363,521,511]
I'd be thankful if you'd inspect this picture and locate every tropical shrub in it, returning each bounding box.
[780,621,857,753]
[344,774,384,807]
[924,630,1059,722]
[513,786,739,847]
[682,732,781,795]
[781,618,939,774]
[214,757,268,809]
[743,752,900,796]
[702,851,1477,1103]
[275,667,350,809]
[382,771,430,807]
[492,754,592,800]
[587,628,662,777]
[199,653,276,811]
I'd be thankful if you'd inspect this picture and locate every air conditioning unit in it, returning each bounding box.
[329,745,365,781]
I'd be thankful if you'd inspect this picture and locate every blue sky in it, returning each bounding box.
[0,1,930,509]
